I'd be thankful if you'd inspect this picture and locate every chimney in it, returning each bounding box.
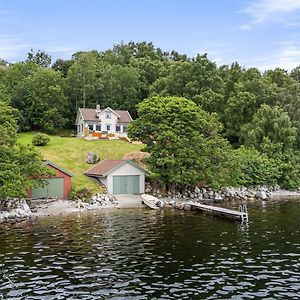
[96,104,101,112]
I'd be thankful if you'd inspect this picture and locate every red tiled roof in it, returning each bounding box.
[84,160,124,176]
[79,108,132,123]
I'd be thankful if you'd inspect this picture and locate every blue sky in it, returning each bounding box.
[1,0,300,70]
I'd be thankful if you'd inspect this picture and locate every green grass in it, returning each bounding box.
[18,132,144,193]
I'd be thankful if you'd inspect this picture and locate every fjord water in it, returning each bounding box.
[0,201,299,299]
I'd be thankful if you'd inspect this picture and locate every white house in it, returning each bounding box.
[75,105,133,137]
[84,160,145,194]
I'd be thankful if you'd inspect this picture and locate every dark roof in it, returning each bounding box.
[84,159,145,177]
[79,108,132,123]
[43,160,74,177]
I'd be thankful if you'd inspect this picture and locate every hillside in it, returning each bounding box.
[18,133,144,193]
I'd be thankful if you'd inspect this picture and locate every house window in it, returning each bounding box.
[96,125,101,131]
[88,124,93,131]
[81,124,83,131]
[106,124,111,131]
[123,126,127,132]
[116,125,121,132]
[105,111,111,119]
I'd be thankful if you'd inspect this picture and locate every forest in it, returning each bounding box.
[1,41,300,194]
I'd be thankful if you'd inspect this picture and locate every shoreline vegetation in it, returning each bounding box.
[1,43,300,214]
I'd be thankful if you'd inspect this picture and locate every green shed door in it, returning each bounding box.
[32,178,64,198]
[113,175,140,194]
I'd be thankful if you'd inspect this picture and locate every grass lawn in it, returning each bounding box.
[18,132,144,193]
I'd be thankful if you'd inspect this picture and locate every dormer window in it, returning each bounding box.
[105,111,111,119]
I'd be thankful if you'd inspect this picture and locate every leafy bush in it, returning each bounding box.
[234,146,281,187]
[274,151,300,190]
[69,187,93,201]
[32,133,50,146]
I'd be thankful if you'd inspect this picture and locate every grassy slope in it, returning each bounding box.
[18,132,144,193]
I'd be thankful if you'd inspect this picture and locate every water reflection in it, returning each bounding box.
[0,201,300,299]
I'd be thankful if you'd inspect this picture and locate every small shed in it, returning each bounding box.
[28,161,73,199]
[84,160,145,194]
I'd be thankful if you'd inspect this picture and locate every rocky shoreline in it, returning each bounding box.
[146,184,280,202]
[1,185,300,225]
[0,198,32,224]
[0,194,119,225]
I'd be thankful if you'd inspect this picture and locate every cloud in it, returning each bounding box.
[249,42,300,70]
[43,46,78,57]
[0,34,30,61]
[241,0,300,29]
[0,33,79,62]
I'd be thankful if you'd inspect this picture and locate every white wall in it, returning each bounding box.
[106,163,145,194]
[99,177,107,187]
[76,108,130,137]
[76,113,84,137]
[98,110,119,133]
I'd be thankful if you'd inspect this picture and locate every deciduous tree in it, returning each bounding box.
[128,96,234,189]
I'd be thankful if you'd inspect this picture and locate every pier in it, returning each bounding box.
[189,202,248,222]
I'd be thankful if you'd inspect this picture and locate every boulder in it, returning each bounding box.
[255,191,267,200]
[86,152,100,164]
[194,186,201,194]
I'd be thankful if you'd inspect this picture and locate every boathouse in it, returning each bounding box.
[28,161,73,199]
[84,160,145,194]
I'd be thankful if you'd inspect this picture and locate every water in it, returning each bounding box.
[0,200,299,299]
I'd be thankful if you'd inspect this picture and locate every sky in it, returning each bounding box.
[1,0,300,70]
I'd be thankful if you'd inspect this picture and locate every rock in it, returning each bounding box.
[20,199,31,214]
[255,191,267,200]
[0,198,31,224]
[194,186,201,194]
[86,152,100,164]
[183,204,192,211]
[214,194,224,202]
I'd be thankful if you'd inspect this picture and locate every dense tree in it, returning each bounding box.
[52,58,74,77]
[223,89,257,144]
[26,49,52,67]
[97,64,141,115]
[66,52,99,110]
[290,66,300,83]
[241,104,297,154]
[0,102,49,197]
[128,96,234,189]
[1,41,300,189]
[9,67,67,132]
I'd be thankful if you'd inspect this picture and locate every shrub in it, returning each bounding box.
[69,187,93,201]
[274,151,300,190]
[32,133,50,146]
[234,146,281,187]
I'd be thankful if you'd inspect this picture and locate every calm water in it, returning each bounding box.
[0,200,299,299]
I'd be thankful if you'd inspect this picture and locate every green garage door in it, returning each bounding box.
[32,178,64,198]
[113,175,140,194]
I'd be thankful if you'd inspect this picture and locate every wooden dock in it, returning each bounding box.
[141,194,160,210]
[189,202,248,222]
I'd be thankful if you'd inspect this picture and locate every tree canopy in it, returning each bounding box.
[0,102,50,198]
[1,41,300,189]
[128,96,234,189]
